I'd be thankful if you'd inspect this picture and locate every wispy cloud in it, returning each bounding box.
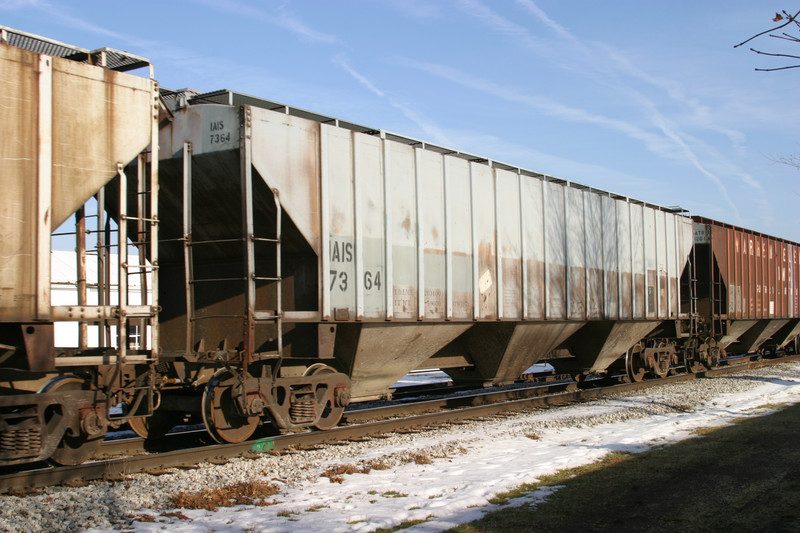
[511,1,751,161]
[334,55,452,146]
[0,0,46,9]
[379,0,443,19]
[1,0,135,44]
[451,0,758,217]
[189,0,339,44]
[514,0,581,45]
[400,58,677,157]
[591,41,748,150]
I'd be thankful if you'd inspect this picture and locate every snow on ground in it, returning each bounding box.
[4,363,800,533]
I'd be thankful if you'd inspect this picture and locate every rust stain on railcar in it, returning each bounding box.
[502,257,522,319]
[588,268,604,320]
[605,270,620,320]
[569,266,586,320]
[477,241,497,320]
[548,263,566,319]
[0,45,38,321]
[620,272,633,319]
[634,272,646,319]
[400,212,412,236]
[646,270,657,316]
[526,259,545,320]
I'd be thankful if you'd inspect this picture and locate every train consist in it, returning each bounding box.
[2,28,799,467]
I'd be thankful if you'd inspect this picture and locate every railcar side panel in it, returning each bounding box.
[697,218,798,320]
[448,158,474,320]
[601,195,619,320]
[497,168,522,320]
[421,148,445,321]
[249,105,696,329]
[522,175,545,320]
[585,192,603,320]
[0,43,155,323]
[545,180,567,319]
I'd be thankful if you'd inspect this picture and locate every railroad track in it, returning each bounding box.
[3,354,797,494]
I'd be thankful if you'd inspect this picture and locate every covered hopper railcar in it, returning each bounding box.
[2,28,800,467]
[0,28,160,465]
[149,88,697,441]
[687,217,800,368]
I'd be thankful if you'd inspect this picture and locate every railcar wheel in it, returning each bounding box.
[625,344,646,383]
[684,350,704,374]
[651,342,671,379]
[201,369,259,444]
[304,364,345,431]
[128,411,183,440]
[41,375,106,466]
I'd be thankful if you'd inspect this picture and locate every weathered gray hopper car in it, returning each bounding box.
[0,28,159,465]
[692,217,800,358]
[157,89,694,401]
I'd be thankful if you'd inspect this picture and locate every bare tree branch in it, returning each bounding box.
[773,33,800,42]
[772,154,800,169]
[736,10,800,71]
[755,64,800,71]
[749,48,800,60]
[734,9,800,48]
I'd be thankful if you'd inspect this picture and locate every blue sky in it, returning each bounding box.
[4,1,800,241]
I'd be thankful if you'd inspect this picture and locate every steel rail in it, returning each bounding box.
[2,355,798,494]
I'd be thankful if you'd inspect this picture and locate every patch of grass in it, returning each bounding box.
[690,425,723,436]
[751,402,790,411]
[488,451,631,505]
[374,517,433,532]
[366,459,391,470]
[169,481,279,511]
[320,463,371,483]
[305,505,328,512]
[382,490,407,498]
[320,458,393,483]
[450,403,800,532]
[277,510,299,517]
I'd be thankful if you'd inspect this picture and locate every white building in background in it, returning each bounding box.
[51,250,153,348]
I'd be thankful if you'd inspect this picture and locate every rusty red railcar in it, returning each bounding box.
[692,217,800,355]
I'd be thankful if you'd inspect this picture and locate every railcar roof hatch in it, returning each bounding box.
[0,25,150,72]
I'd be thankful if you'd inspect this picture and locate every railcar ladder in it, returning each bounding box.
[688,242,699,337]
[58,154,159,419]
[710,247,724,338]
[66,155,159,363]
[117,157,160,418]
[246,191,283,363]
[181,142,283,368]
[241,105,283,370]
[181,143,247,356]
